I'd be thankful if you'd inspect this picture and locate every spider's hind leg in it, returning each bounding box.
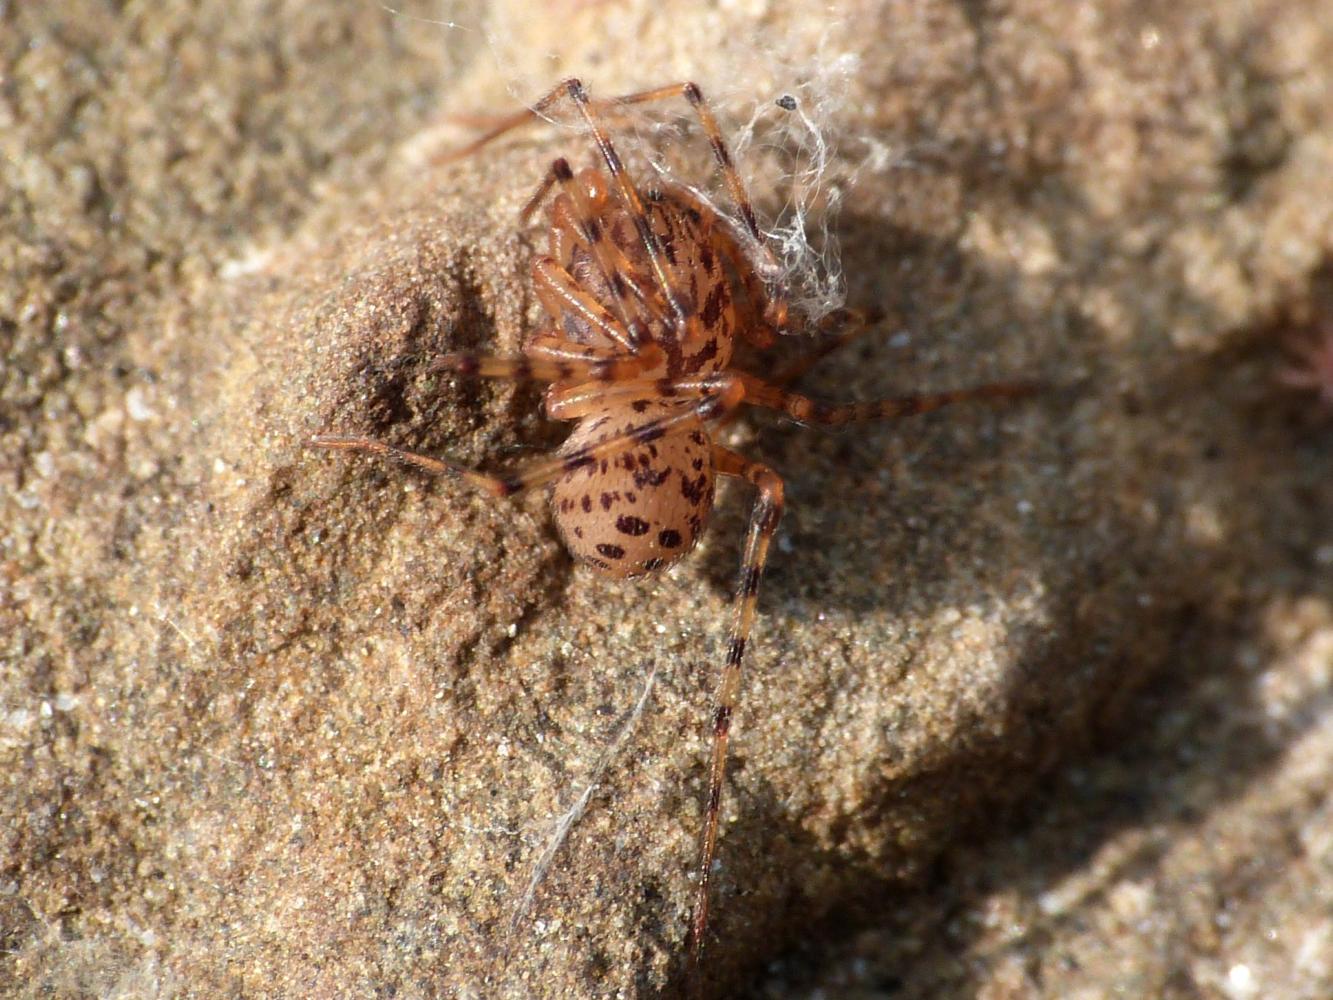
[688,445,785,986]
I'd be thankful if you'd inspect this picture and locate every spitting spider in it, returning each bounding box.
[309,79,1031,989]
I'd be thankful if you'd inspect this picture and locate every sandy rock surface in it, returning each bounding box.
[3,2,1330,998]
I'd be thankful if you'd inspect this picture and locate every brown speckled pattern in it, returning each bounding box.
[552,402,714,576]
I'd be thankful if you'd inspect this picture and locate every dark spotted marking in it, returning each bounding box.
[700,282,727,328]
[600,492,615,511]
[658,528,682,548]
[581,494,593,513]
[776,93,797,111]
[586,217,602,243]
[574,526,584,538]
[596,543,626,560]
[689,430,707,446]
[699,243,715,273]
[631,399,651,413]
[660,228,678,266]
[691,458,704,471]
[616,514,650,536]
[633,466,670,489]
[680,473,709,504]
[691,335,719,367]
[643,557,665,572]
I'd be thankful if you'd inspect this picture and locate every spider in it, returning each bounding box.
[309,78,1031,992]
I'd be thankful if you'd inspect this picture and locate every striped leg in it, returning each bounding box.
[442,78,766,248]
[545,374,735,420]
[435,79,587,164]
[546,157,653,340]
[441,78,770,340]
[532,255,640,353]
[562,79,690,332]
[736,372,1038,427]
[764,308,876,386]
[587,81,766,248]
[545,192,660,323]
[307,378,745,499]
[714,309,873,430]
[688,446,785,990]
[428,343,665,385]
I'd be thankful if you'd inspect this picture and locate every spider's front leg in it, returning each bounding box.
[688,445,785,990]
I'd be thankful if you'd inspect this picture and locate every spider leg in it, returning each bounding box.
[561,79,691,334]
[429,343,665,385]
[439,78,753,241]
[764,308,878,386]
[736,371,1038,426]
[532,255,641,353]
[714,309,874,431]
[688,445,785,988]
[524,333,640,366]
[544,158,655,341]
[545,374,735,420]
[601,82,766,249]
[308,379,745,499]
[306,435,518,497]
[546,191,662,330]
[435,79,586,164]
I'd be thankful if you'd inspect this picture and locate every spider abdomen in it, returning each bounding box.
[550,401,714,577]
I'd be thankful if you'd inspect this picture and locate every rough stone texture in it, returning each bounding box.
[2,2,1330,999]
